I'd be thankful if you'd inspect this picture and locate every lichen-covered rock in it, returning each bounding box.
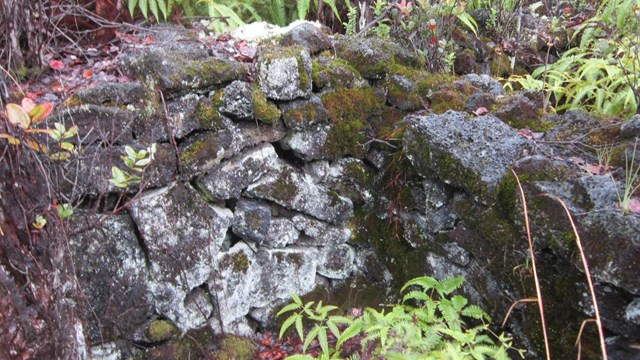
[317,244,355,279]
[403,111,532,204]
[257,46,312,100]
[311,56,365,90]
[55,105,135,145]
[179,119,286,177]
[291,214,350,246]
[280,95,329,131]
[70,213,149,343]
[119,45,248,94]
[219,81,254,120]
[244,160,353,224]
[64,81,146,107]
[130,183,233,331]
[212,243,318,326]
[232,198,299,247]
[303,158,374,205]
[280,123,331,161]
[279,22,331,54]
[385,75,422,111]
[197,143,278,201]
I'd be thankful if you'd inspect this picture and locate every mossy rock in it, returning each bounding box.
[64,82,146,108]
[252,86,281,124]
[311,56,365,90]
[257,45,312,100]
[145,327,214,359]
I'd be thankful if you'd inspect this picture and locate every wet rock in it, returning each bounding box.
[291,214,350,246]
[55,105,135,145]
[70,213,149,343]
[232,198,299,247]
[280,95,329,131]
[620,114,640,139]
[311,55,365,90]
[131,183,233,331]
[64,81,146,107]
[403,111,532,204]
[279,22,331,54]
[464,92,497,113]
[244,160,353,224]
[219,81,254,120]
[257,46,312,100]
[198,143,278,201]
[212,243,318,326]
[461,73,504,95]
[318,244,355,279]
[495,94,542,129]
[119,45,248,94]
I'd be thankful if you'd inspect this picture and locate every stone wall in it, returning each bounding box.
[56,24,640,359]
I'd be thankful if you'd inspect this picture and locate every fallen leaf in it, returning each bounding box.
[5,103,31,129]
[517,128,533,140]
[52,84,64,92]
[628,198,640,215]
[585,163,603,175]
[49,60,65,70]
[472,107,489,116]
[21,98,36,112]
[82,69,93,78]
[143,36,155,44]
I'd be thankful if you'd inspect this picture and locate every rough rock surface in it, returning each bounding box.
[403,111,532,204]
[257,46,312,100]
[131,183,233,331]
[244,160,353,224]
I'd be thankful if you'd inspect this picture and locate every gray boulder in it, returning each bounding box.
[317,244,356,279]
[232,198,299,247]
[219,80,254,120]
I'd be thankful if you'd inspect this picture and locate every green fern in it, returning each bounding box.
[278,276,525,359]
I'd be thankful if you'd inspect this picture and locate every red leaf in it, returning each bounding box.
[82,69,93,78]
[585,163,602,175]
[29,103,53,123]
[49,60,65,70]
[26,92,39,100]
[143,36,155,44]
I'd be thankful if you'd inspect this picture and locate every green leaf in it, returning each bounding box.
[336,318,362,348]
[125,145,138,160]
[60,142,75,151]
[128,0,139,17]
[303,325,321,352]
[64,125,78,139]
[139,0,148,19]
[110,166,128,188]
[158,0,168,20]
[456,12,478,36]
[57,203,73,220]
[318,326,329,355]
[49,152,70,161]
[277,302,301,317]
[279,314,298,339]
[284,355,315,360]
[295,315,304,341]
[401,276,439,293]
[327,320,341,339]
[135,158,151,167]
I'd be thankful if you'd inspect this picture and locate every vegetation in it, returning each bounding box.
[278,276,524,359]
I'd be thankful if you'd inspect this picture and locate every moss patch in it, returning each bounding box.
[210,335,256,360]
[252,87,281,124]
[146,319,179,343]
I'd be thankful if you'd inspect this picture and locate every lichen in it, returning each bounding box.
[231,252,250,273]
[194,99,223,129]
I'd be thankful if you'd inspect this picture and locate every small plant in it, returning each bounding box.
[617,139,640,214]
[109,144,157,188]
[278,276,524,359]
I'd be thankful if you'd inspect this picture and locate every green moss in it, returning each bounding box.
[179,138,207,165]
[323,118,367,159]
[296,56,310,91]
[489,52,512,78]
[252,87,281,124]
[146,319,179,342]
[311,57,362,89]
[430,86,469,114]
[194,100,223,129]
[270,168,300,202]
[210,335,256,360]
[322,87,382,122]
[232,252,250,273]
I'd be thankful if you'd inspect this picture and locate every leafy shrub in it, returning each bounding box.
[507,0,640,118]
[278,276,524,359]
